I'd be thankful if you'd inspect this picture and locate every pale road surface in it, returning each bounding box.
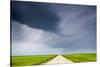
[43,55,73,65]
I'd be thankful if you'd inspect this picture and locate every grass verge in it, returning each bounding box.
[63,53,96,63]
[11,55,57,66]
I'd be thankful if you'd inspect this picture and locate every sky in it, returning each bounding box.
[11,1,96,56]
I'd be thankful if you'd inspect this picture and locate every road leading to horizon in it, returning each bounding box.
[43,55,73,65]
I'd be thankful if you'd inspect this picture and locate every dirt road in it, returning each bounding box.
[44,55,73,65]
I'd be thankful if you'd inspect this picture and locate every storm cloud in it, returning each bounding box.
[11,1,96,56]
[11,1,60,32]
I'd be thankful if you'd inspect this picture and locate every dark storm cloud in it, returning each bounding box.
[11,1,60,32]
[43,5,96,50]
[11,1,96,55]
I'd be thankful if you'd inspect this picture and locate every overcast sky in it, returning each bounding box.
[11,1,96,56]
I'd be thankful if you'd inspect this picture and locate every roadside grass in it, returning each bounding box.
[11,53,96,66]
[11,55,57,66]
[63,53,96,63]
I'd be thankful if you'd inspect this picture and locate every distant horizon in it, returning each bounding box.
[12,52,96,56]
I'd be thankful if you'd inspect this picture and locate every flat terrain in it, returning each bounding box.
[11,53,96,66]
[63,53,96,63]
[11,55,56,66]
[44,55,73,65]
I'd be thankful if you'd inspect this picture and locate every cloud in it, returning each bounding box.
[11,1,96,56]
[12,21,70,55]
[45,4,96,49]
[11,1,60,32]
[12,19,96,56]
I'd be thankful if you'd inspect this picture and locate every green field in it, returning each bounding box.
[63,53,96,63]
[11,53,96,66]
[11,55,57,66]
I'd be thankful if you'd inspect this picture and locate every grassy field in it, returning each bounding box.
[11,53,96,66]
[11,55,57,66]
[63,53,96,63]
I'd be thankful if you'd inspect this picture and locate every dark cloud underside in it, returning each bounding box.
[11,1,60,32]
[11,1,96,55]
